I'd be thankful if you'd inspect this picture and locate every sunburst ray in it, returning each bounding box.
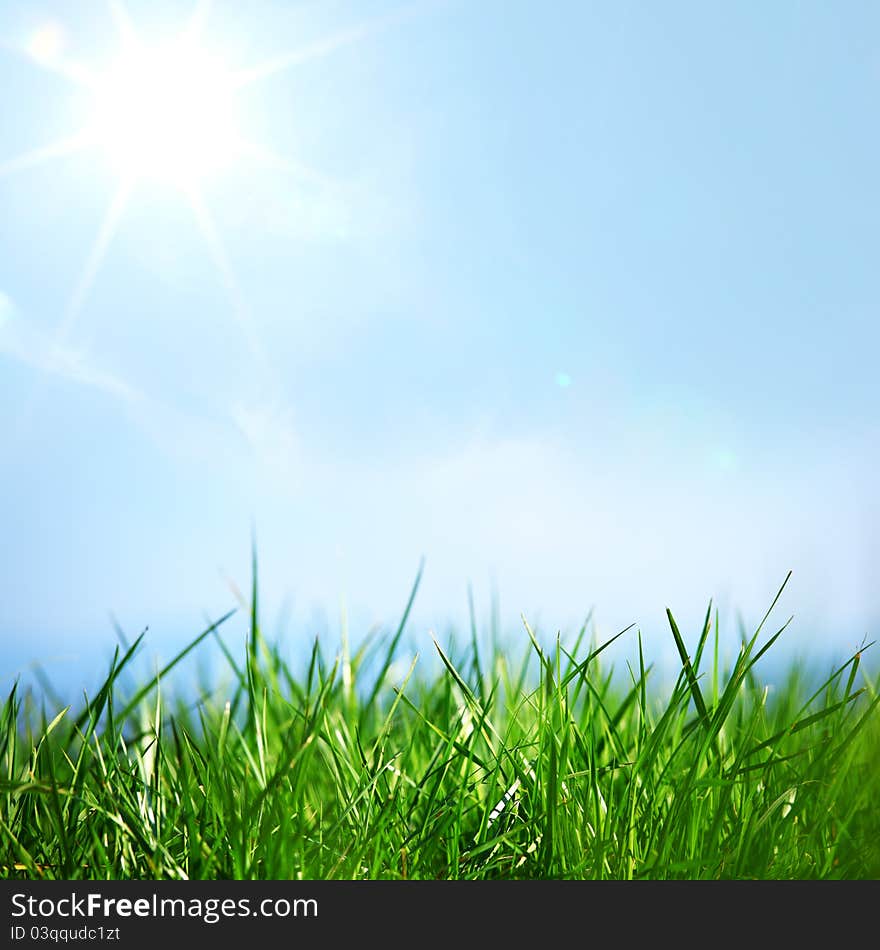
[8,178,132,447]
[0,134,92,179]
[235,140,337,188]
[32,57,99,90]
[230,2,425,90]
[185,0,215,43]
[187,187,274,379]
[58,177,134,346]
[107,0,137,46]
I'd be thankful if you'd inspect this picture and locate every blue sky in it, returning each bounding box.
[1,0,878,685]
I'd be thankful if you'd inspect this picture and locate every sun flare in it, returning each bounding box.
[89,37,240,187]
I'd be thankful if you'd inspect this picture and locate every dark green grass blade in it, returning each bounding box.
[666,608,710,729]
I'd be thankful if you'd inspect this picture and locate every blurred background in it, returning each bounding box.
[1,0,877,692]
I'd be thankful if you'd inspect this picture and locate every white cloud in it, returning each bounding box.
[0,293,232,467]
[0,292,306,483]
[307,428,874,660]
[0,295,140,401]
[0,290,13,322]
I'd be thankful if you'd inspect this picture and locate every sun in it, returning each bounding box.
[89,36,240,188]
[0,0,407,358]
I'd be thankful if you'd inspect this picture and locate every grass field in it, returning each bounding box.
[2,565,879,880]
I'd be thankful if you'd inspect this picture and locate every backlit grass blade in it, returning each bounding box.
[117,610,236,723]
[363,560,424,719]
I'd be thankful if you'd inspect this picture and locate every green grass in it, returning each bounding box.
[2,564,879,880]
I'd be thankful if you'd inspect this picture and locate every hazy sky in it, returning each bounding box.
[1,0,877,685]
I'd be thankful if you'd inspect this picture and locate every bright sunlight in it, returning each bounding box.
[0,1,397,367]
[89,37,240,187]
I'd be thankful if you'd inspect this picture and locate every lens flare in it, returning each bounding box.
[26,22,66,65]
